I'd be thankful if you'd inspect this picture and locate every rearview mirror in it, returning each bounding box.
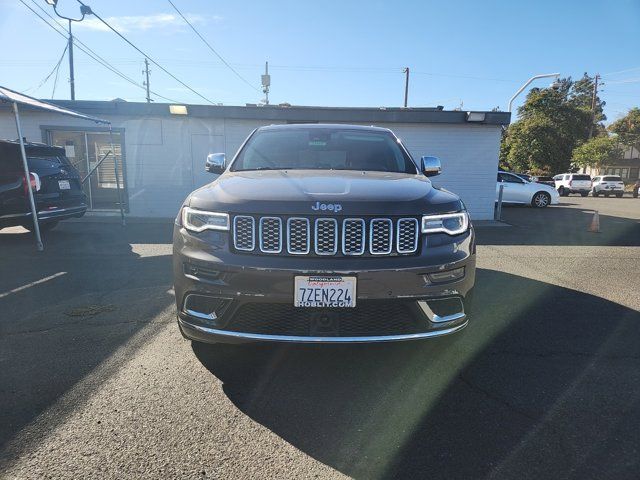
[421,156,441,177]
[206,153,226,174]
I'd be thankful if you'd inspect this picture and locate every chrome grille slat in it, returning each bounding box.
[233,215,419,256]
[342,218,365,255]
[397,218,419,253]
[233,216,255,251]
[259,217,282,253]
[369,218,393,255]
[287,217,310,254]
[315,218,338,255]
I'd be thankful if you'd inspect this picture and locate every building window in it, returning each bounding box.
[46,129,127,211]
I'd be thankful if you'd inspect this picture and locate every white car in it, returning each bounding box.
[592,175,625,197]
[496,171,560,208]
[553,173,592,197]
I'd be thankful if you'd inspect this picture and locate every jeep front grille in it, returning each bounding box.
[232,215,420,256]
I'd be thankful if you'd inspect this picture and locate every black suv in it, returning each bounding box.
[173,124,475,343]
[0,140,87,231]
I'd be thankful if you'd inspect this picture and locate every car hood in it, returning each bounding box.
[187,170,464,216]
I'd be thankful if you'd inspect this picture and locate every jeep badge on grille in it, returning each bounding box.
[311,202,342,213]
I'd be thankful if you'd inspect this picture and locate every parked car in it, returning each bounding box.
[634,179,640,198]
[592,175,625,197]
[532,175,555,187]
[173,124,475,344]
[553,173,592,196]
[0,139,87,231]
[496,171,559,208]
[513,173,532,182]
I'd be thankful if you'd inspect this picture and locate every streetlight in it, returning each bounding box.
[45,0,93,100]
[508,73,560,113]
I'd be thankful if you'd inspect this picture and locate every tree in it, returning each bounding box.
[609,108,640,150]
[572,136,623,168]
[500,75,601,174]
[502,117,573,174]
[568,73,606,123]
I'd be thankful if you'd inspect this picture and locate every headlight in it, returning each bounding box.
[182,207,229,232]
[421,212,469,235]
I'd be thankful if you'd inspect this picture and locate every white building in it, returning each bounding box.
[0,101,510,220]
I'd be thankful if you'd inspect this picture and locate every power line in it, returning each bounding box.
[602,66,640,77]
[51,47,65,98]
[24,42,68,94]
[167,0,259,93]
[76,0,216,104]
[20,0,180,103]
[29,0,180,102]
[606,78,640,85]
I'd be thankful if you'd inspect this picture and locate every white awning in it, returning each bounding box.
[0,85,110,125]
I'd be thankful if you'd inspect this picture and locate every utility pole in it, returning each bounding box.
[261,61,270,105]
[143,58,152,103]
[68,20,75,100]
[403,67,410,108]
[45,0,91,100]
[588,73,600,139]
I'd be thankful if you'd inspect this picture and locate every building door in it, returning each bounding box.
[48,130,127,211]
[191,134,225,189]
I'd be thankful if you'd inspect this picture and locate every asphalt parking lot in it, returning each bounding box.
[1,196,639,479]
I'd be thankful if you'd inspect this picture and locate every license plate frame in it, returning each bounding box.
[58,180,71,190]
[294,275,356,308]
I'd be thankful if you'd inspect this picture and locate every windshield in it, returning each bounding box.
[231,128,417,174]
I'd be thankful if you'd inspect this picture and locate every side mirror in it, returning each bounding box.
[206,153,226,174]
[421,156,441,177]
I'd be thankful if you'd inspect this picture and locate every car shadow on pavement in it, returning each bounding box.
[0,223,174,459]
[193,268,640,480]
[479,204,640,246]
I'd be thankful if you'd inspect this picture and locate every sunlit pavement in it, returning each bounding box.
[1,196,639,479]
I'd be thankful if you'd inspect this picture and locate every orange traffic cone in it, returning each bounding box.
[588,210,600,233]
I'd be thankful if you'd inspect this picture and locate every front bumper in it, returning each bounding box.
[173,224,476,344]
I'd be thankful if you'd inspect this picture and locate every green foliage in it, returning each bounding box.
[503,117,573,174]
[609,108,640,148]
[569,73,606,122]
[501,74,604,174]
[572,136,623,168]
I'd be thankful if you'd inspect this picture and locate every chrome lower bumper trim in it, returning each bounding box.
[179,318,467,344]
[38,206,87,217]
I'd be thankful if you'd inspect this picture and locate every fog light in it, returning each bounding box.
[183,294,229,320]
[428,267,465,283]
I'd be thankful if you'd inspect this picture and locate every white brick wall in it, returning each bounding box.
[0,111,500,219]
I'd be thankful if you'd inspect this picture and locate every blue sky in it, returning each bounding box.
[1,0,639,122]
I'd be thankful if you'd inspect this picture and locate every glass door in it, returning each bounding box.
[49,129,126,211]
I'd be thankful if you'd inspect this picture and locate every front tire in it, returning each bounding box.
[580,192,588,197]
[616,193,623,198]
[605,192,610,198]
[558,186,568,197]
[532,191,551,208]
[592,189,599,197]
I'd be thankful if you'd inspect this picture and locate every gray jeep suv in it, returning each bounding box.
[173,124,475,343]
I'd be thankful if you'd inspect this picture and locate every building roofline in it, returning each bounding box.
[25,100,511,126]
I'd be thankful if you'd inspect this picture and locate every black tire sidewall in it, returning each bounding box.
[532,192,551,208]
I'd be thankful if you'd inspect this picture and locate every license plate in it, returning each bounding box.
[58,180,71,190]
[294,276,356,308]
